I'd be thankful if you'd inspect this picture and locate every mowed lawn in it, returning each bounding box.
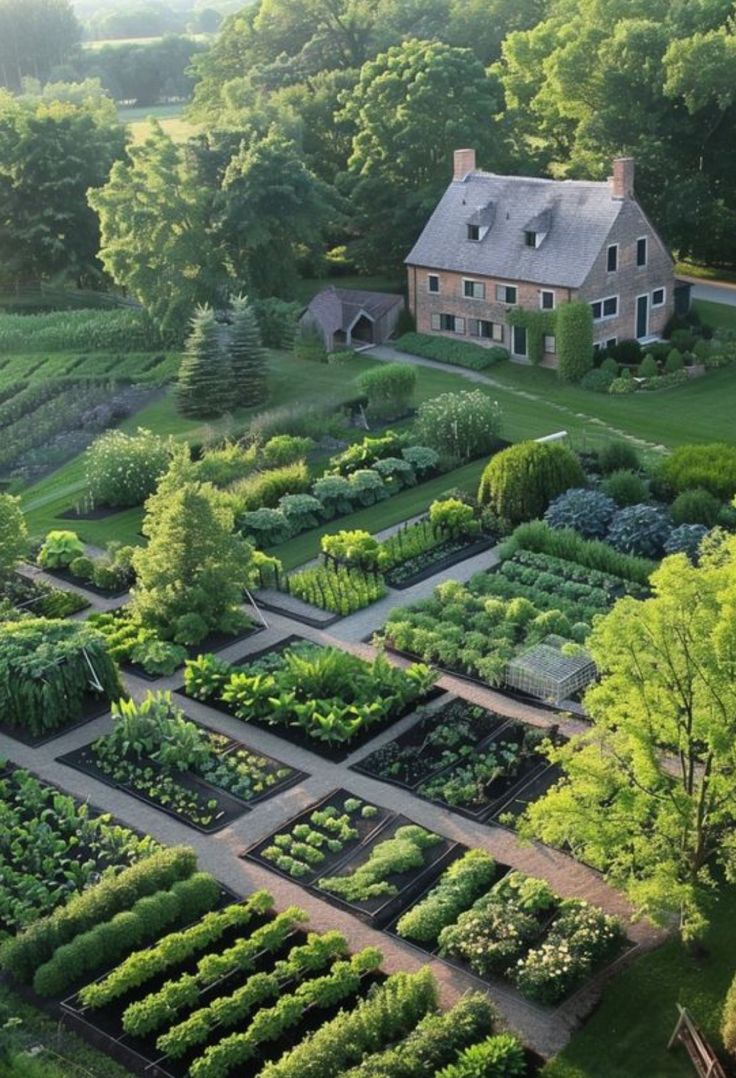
[21,347,670,549]
[543,886,736,1078]
[118,103,198,144]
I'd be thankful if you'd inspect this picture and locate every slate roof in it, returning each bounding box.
[304,287,403,333]
[406,171,625,288]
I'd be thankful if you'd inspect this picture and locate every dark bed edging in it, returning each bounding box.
[385,534,496,590]
[0,693,112,749]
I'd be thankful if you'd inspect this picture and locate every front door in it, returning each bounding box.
[636,294,649,339]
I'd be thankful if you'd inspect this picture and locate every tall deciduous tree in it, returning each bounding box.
[177,305,234,419]
[89,122,228,336]
[220,127,337,296]
[338,38,506,271]
[0,89,124,288]
[132,477,253,644]
[227,294,267,408]
[520,543,736,939]
[0,0,81,91]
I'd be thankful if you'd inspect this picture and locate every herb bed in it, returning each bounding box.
[58,716,304,834]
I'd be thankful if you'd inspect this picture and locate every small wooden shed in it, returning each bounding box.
[299,286,404,351]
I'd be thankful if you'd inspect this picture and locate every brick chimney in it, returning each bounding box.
[611,156,635,199]
[453,148,476,181]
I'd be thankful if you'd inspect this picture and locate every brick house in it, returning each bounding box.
[406,150,683,367]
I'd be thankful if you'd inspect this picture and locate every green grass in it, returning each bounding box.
[119,103,198,144]
[676,261,736,285]
[543,886,736,1078]
[484,355,736,449]
[269,458,487,570]
[694,299,736,331]
[0,984,131,1077]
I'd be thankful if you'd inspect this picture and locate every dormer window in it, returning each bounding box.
[525,231,538,248]
[467,224,481,241]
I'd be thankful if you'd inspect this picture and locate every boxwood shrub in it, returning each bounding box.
[395,332,508,371]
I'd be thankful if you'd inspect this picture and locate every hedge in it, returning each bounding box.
[395,332,508,371]
[395,850,496,944]
[0,845,197,983]
[33,873,220,997]
[660,443,736,500]
[556,301,594,383]
[478,441,585,526]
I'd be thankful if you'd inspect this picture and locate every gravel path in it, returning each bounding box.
[1,549,666,1059]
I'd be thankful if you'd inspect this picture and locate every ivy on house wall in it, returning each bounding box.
[508,308,556,365]
[556,301,594,383]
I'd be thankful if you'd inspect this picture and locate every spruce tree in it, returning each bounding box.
[227,293,268,407]
[177,304,235,418]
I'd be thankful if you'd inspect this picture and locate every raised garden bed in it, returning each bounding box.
[58,721,304,834]
[244,789,461,928]
[0,765,158,939]
[178,635,443,763]
[414,720,564,822]
[116,616,266,682]
[59,504,131,521]
[0,690,112,748]
[3,571,90,617]
[352,697,507,792]
[385,533,494,589]
[386,851,627,1008]
[244,788,393,885]
[42,564,130,600]
[253,588,340,628]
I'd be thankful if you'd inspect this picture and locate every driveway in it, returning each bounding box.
[677,275,736,307]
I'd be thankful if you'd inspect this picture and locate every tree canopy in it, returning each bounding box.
[520,539,736,939]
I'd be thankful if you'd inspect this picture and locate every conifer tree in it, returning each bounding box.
[227,293,267,407]
[176,304,234,418]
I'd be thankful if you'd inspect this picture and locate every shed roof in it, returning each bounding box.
[304,287,403,334]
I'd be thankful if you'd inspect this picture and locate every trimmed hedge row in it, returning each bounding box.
[0,845,197,983]
[395,332,508,371]
[79,889,273,1010]
[395,850,496,944]
[33,873,220,997]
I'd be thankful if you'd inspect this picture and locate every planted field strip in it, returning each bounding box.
[57,722,306,835]
[60,894,386,1078]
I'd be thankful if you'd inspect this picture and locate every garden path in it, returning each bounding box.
[0,565,665,1058]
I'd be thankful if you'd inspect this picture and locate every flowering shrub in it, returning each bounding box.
[437,893,540,977]
[85,428,173,508]
[416,391,502,460]
[514,900,622,1003]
